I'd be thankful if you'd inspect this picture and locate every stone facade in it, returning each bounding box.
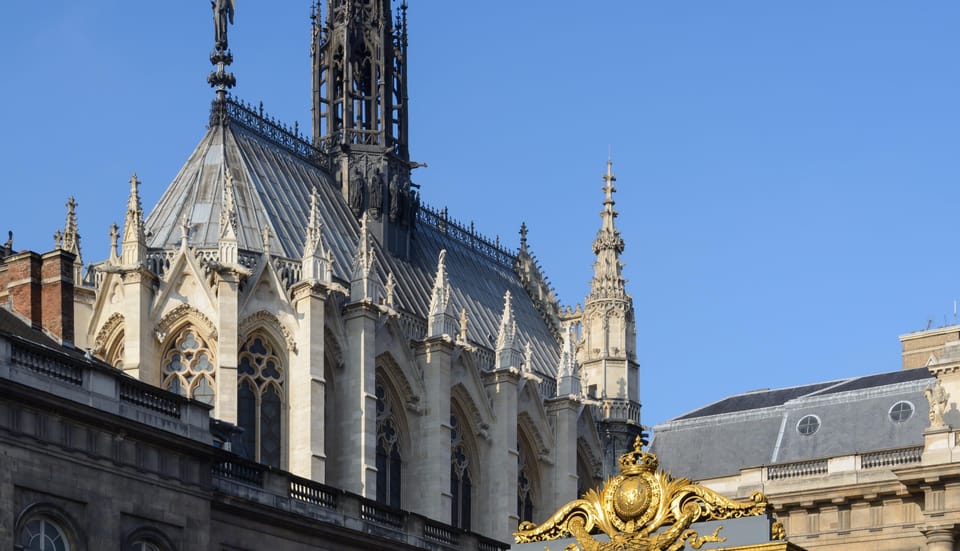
[0,2,647,547]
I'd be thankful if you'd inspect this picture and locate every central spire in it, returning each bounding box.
[312,0,418,258]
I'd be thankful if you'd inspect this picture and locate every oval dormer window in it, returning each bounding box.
[889,401,914,423]
[797,415,820,436]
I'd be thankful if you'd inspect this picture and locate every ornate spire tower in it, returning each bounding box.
[578,159,642,477]
[312,0,418,257]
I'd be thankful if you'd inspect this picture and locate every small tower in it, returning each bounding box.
[577,158,642,477]
[312,0,418,257]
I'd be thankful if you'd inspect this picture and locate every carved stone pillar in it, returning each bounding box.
[216,270,239,423]
[481,368,520,541]
[121,269,155,383]
[546,396,581,514]
[336,301,379,497]
[922,526,956,551]
[289,282,328,481]
[410,337,453,521]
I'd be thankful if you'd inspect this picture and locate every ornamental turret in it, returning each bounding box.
[577,158,642,478]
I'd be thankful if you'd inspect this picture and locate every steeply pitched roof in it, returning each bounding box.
[142,100,560,377]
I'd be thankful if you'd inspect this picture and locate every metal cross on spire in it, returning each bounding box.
[208,0,237,101]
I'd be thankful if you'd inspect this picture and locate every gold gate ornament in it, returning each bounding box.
[514,437,769,551]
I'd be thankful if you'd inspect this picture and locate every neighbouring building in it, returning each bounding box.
[0,1,644,549]
[651,327,960,551]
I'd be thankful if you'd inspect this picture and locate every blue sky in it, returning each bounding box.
[2,2,959,428]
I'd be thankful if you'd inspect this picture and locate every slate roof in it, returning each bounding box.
[143,100,560,377]
[649,369,933,481]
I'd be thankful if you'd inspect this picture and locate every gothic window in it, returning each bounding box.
[161,328,216,407]
[517,442,534,523]
[375,381,401,508]
[238,334,284,468]
[450,413,472,531]
[17,516,71,551]
[106,332,124,369]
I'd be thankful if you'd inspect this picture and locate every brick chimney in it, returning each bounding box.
[1,249,75,343]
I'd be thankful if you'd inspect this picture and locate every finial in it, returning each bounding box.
[519,222,528,251]
[108,223,119,263]
[209,0,237,101]
[262,226,271,256]
[53,230,63,249]
[61,197,80,252]
[180,216,190,250]
[3,230,12,254]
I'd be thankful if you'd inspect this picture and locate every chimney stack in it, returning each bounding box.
[1,248,76,343]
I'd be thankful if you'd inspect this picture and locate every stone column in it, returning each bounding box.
[481,368,520,541]
[336,301,379,497]
[215,271,239,423]
[922,526,955,551]
[121,269,155,383]
[289,282,328,481]
[410,337,454,521]
[546,396,581,513]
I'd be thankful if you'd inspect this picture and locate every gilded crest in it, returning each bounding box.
[514,437,768,551]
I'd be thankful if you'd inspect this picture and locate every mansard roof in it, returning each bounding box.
[649,367,933,481]
[143,99,560,377]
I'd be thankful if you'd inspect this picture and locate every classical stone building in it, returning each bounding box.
[1,1,643,548]
[651,327,960,551]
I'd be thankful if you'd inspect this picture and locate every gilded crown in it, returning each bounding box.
[618,436,658,475]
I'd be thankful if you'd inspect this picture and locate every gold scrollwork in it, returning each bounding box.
[515,437,769,551]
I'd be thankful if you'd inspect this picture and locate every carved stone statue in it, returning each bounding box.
[925,380,950,429]
[349,166,365,217]
[213,0,236,51]
[388,173,401,223]
[368,168,383,219]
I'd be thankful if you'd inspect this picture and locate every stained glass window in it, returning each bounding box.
[237,334,284,467]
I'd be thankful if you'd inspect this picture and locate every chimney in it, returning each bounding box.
[2,249,75,343]
[40,250,75,343]
[4,251,42,329]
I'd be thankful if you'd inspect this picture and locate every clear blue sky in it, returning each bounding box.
[2,2,959,429]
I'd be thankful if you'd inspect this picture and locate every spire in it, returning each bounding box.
[121,173,146,266]
[495,290,523,371]
[427,249,455,338]
[208,0,237,101]
[588,158,627,301]
[350,213,380,301]
[496,291,517,352]
[301,188,332,284]
[219,169,239,265]
[58,196,83,283]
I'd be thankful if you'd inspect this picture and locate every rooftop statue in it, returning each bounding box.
[514,437,769,551]
[213,0,236,51]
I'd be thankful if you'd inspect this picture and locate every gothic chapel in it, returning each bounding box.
[70,0,643,542]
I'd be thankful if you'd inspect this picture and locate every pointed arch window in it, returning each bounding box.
[375,381,402,508]
[238,334,284,468]
[162,328,216,407]
[517,442,535,523]
[450,413,472,531]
